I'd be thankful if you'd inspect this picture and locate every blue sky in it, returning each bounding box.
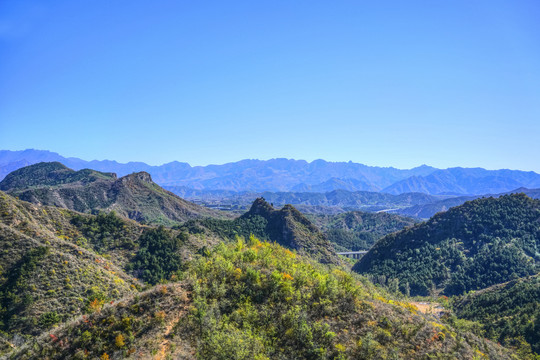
[1,1,539,171]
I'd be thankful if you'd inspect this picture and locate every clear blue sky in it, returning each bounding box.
[1,1,539,171]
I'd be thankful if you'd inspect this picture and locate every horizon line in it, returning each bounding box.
[1,148,539,174]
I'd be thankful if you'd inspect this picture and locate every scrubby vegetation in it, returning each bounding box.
[7,237,515,359]
[0,246,49,332]
[9,283,193,359]
[180,214,269,241]
[0,191,195,342]
[70,211,138,252]
[179,237,503,359]
[354,194,540,296]
[0,188,534,359]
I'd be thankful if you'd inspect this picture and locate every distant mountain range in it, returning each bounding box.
[382,168,540,195]
[393,187,540,218]
[2,149,540,196]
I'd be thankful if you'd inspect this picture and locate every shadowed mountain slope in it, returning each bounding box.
[241,198,340,264]
[181,198,341,265]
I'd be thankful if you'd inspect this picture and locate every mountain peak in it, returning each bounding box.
[242,199,339,264]
[121,171,153,183]
[246,197,275,217]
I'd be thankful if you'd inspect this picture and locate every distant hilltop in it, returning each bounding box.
[2,149,540,196]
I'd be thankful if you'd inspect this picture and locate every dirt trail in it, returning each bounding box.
[154,286,189,360]
[411,302,446,317]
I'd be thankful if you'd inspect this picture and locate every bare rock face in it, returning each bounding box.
[120,171,153,184]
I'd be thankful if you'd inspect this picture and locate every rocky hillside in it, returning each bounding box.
[0,162,227,226]
[0,191,140,340]
[353,194,540,296]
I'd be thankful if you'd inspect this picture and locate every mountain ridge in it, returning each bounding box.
[0,162,227,226]
[3,149,540,195]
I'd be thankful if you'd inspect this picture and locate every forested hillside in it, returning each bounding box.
[353,194,540,296]
[452,274,540,355]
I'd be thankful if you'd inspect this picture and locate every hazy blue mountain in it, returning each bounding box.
[0,150,437,191]
[291,177,379,192]
[383,167,540,195]
[394,187,540,219]
[3,150,540,196]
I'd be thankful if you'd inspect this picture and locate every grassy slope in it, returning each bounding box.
[0,191,220,344]
[0,192,140,339]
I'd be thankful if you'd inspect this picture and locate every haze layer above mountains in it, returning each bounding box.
[3,150,540,196]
